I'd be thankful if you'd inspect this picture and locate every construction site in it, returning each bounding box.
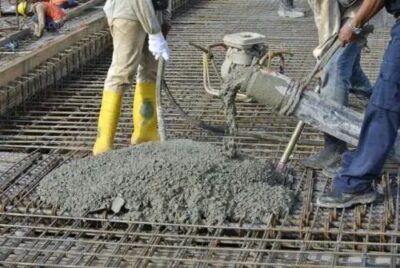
[0,0,400,267]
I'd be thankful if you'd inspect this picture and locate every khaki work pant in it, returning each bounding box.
[104,19,157,93]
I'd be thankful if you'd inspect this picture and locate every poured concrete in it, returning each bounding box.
[37,140,295,225]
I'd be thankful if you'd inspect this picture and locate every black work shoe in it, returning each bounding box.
[303,134,346,170]
[302,149,342,170]
[349,88,372,99]
[317,190,377,208]
[321,162,341,178]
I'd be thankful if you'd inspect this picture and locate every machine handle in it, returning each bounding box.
[259,49,294,74]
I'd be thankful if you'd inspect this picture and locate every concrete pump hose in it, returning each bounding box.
[156,59,167,141]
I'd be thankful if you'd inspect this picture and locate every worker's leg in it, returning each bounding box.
[93,19,146,155]
[303,40,363,170]
[278,0,305,18]
[317,103,400,208]
[131,38,160,145]
[321,40,364,105]
[317,21,400,208]
[350,52,372,97]
[334,103,400,193]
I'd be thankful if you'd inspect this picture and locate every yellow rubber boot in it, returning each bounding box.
[131,82,160,145]
[93,90,123,155]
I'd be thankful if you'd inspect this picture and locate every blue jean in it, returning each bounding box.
[320,39,371,106]
[334,20,400,193]
[32,15,64,31]
[58,0,78,9]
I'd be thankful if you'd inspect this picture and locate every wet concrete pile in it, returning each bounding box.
[37,140,295,225]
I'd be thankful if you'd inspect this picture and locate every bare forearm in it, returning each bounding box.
[352,0,386,27]
[36,6,46,33]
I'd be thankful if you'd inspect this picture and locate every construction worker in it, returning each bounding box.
[17,1,66,38]
[317,0,398,208]
[92,0,171,155]
[278,0,305,18]
[303,0,372,175]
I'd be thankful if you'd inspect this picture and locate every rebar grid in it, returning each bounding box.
[0,169,399,267]
[0,0,400,266]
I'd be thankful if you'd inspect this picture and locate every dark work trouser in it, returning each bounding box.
[32,15,63,31]
[334,20,400,193]
[58,0,79,9]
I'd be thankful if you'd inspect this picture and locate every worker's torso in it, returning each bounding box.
[103,0,168,22]
[42,2,66,22]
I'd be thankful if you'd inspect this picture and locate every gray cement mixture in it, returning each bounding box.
[219,68,248,159]
[219,67,248,135]
[37,140,295,225]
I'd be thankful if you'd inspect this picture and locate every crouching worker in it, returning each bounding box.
[92,0,171,155]
[18,1,66,38]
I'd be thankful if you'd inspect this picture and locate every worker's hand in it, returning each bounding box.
[161,23,171,38]
[148,32,170,62]
[339,22,356,45]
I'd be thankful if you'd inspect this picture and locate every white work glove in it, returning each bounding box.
[148,32,170,62]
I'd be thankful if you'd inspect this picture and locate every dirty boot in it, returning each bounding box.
[321,161,342,178]
[317,190,377,208]
[303,134,347,170]
[350,87,372,99]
